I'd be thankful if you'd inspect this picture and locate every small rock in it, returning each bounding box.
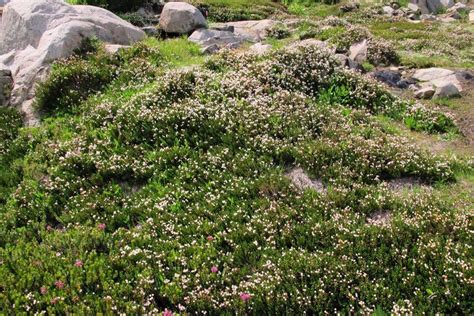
[104,44,130,54]
[433,82,460,98]
[142,26,160,37]
[349,39,368,63]
[412,68,454,81]
[397,78,416,89]
[407,3,421,13]
[439,16,457,22]
[382,5,395,15]
[447,2,467,13]
[335,53,349,67]
[420,14,437,21]
[249,43,272,55]
[201,44,220,55]
[347,58,364,71]
[470,11,474,22]
[189,29,245,50]
[285,167,326,193]
[225,42,242,50]
[159,2,207,34]
[414,86,435,99]
[341,2,360,12]
[373,70,402,87]
[391,2,401,9]
[426,0,454,13]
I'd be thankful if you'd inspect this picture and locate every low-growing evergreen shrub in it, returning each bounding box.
[0,41,468,314]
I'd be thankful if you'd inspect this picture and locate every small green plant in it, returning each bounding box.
[362,62,375,72]
[268,23,291,39]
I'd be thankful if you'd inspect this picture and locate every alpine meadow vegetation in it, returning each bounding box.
[0,35,472,314]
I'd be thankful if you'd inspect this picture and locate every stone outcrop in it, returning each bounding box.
[188,29,246,53]
[211,20,277,42]
[0,0,145,125]
[412,68,463,99]
[159,2,207,34]
[349,39,368,63]
[249,43,272,55]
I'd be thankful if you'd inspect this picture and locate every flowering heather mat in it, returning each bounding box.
[0,42,472,314]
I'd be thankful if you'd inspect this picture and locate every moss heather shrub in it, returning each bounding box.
[0,42,469,314]
[35,40,164,117]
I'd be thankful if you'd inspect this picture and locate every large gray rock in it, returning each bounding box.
[412,68,462,93]
[189,29,245,52]
[159,2,207,34]
[0,0,145,125]
[211,20,277,42]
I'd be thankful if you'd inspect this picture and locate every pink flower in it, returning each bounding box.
[97,223,106,230]
[54,280,65,289]
[211,265,218,273]
[240,292,251,302]
[74,260,83,267]
[50,297,59,305]
[46,225,53,232]
[40,286,48,295]
[207,236,214,241]
[163,309,173,316]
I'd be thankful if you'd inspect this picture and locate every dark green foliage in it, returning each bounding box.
[267,23,291,39]
[0,108,24,204]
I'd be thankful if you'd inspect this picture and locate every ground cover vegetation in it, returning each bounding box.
[0,28,472,313]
